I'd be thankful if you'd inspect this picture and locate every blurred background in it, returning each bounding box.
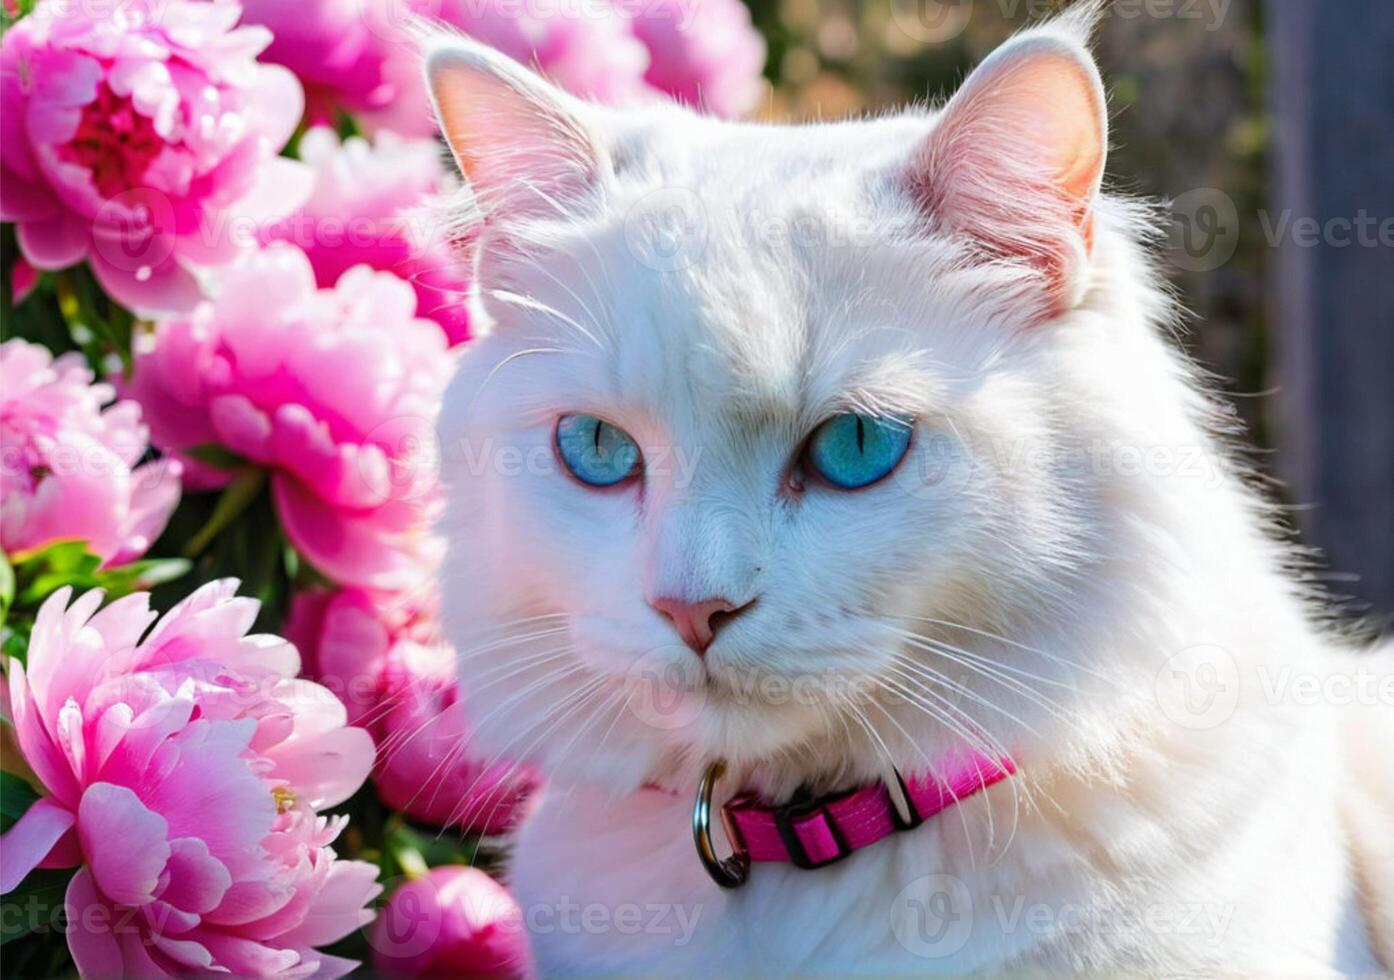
[744,0,1393,629]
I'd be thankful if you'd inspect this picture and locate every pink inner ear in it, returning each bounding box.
[908,39,1107,309]
[1000,54,1106,207]
[429,51,600,225]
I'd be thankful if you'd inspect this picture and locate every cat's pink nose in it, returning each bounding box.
[650,596,747,655]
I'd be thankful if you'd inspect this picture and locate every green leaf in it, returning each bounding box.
[0,550,13,626]
[184,467,268,558]
[11,540,104,608]
[2,624,31,665]
[0,772,40,834]
[93,557,191,595]
[11,540,101,577]
[386,819,480,872]
[184,443,249,471]
[1,868,74,944]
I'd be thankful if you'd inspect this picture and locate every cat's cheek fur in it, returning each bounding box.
[430,3,1392,974]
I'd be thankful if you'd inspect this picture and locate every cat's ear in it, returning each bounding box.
[906,17,1107,308]
[426,36,607,224]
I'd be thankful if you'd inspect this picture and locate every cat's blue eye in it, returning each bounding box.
[806,414,913,490]
[555,414,642,487]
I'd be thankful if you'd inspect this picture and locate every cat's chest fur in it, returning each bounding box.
[506,689,1383,977]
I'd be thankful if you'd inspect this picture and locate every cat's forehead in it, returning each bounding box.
[541,220,958,438]
[493,113,1014,434]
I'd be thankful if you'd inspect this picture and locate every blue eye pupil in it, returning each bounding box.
[556,414,641,487]
[807,413,913,489]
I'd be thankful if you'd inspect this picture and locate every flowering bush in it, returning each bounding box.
[0,1,310,314]
[0,0,768,974]
[123,243,452,590]
[259,127,472,346]
[0,582,380,976]
[1,339,180,565]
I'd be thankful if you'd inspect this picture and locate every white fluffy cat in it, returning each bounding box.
[426,5,1393,975]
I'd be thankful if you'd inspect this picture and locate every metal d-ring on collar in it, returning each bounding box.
[692,760,750,889]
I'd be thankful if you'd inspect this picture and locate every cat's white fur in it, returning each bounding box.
[428,6,1393,975]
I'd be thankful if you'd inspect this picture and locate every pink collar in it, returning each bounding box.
[692,753,1015,887]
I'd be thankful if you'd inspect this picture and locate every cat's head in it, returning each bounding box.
[430,8,1168,795]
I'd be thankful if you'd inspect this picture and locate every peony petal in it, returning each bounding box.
[296,950,361,980]
[249,64,307,156]
[267,712,375,810]
[276,859,381,947]
[109,457,183,565]
[65,868,126,979]
[89,250,204,317]
[118,927,174,977]
[198,932,302,975]
[273,474,426,591]
[16,214,90,269]
[230,156,315,226]
[158,838,232,915]
[0,797,76,892]
[0,170,62,222]
[78,783,171,907]
[5,662,82,806]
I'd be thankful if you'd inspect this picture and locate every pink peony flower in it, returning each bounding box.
[288,587,539,835]
[236,0,437,137]
[0,581,382,978]
[371,867,532,978]
[1,339,181,565]
[0,1,311,314]
[260,127,471,345]
[631,0,767,117]
[124,242,452,590]
[434,0,653,104]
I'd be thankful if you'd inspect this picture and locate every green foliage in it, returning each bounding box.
[0,551,14,627]
[0,542,190,667]
[0,0,38,36]
[1,868,77,948]
[5,540,189,613]
[0,771,41,835]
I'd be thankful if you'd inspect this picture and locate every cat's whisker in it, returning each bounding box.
[490,289,605,352]
[459,650,584,733]
[409,664,593,828]
[903,615,1121,687]
[883,652,1052,739]
[862,693,987,871]
[887,626,1089,718]
[456,625,572,667]
[511,256,612,353]
[537,685,629,818]
[454,674,611,835]
[889,639,1078,730]
[883,624,1077,690]
[463,645,571,686]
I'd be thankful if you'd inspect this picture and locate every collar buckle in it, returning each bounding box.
[768,788,857,870]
